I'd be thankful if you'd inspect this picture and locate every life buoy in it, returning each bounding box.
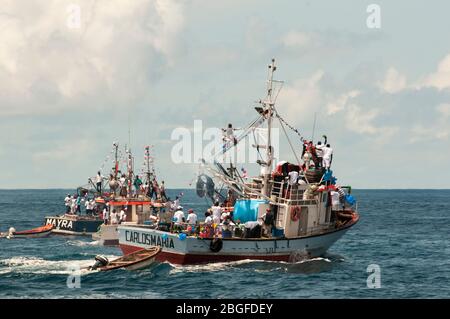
[290,206,301,222]
[210,238,223,252]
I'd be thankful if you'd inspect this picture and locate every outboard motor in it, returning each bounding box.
[6,227,16,239]
[90,255,109,270]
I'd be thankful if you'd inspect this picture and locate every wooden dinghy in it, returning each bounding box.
[1,224,53,239]
[90,247,161,271]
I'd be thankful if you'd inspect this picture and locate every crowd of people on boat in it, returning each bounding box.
[101,204,127,225]
[64,194,98,215]
[64,192,132,225]
[301,135,333,171]
[91,170,168,201]
[151,198,275,239]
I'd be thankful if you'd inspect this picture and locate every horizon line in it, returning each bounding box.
[0,188,449,191]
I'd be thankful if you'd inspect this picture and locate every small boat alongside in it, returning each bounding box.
[1,224,53,239]
[89,247,161,271]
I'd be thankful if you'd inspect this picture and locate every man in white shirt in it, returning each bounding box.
[330,190,341,211]
[70,197,77,214]
[288,170,299,186]
[110,209,118,224]
[103,206,109,225]
[204,211,213,226]
[223,123,237,146]
[173,207,185,232]
[315,141,325,168]
[211,202,222,225]
[322,144,333,170]
[187,209,198,226]
[84,199,90,215]
[90,199,96,215]
[96,171,103,193]
[64,195,71,213]
[173,196,180,209]
[119,207,127,224]
[173,207,185,225]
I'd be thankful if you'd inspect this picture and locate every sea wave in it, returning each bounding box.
[66,240,100,247]
[167,259,260,274]
[166,257,334,275]
[0,255,117,275]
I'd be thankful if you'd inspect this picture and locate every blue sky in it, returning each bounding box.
[0,0,449,189]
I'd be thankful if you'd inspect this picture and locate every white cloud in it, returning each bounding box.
[345,104,381,135]
[0,0,185,116]
[436,103,450,118]
[326,90,360,115]
[378,67,407,93]
[281,31,312,48]
[409,104,450,143]
[422,54,450,90]
[32,138,93,164]
[276,70,324,125]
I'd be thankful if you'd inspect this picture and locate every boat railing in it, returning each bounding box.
[270,180,316,206]
[243,180,264,199]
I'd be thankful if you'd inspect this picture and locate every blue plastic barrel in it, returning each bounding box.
[233,199,268,223]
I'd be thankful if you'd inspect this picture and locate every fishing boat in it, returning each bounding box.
[92,145,170,245]
[89,247,161,271]
[92,199,164,245]
[1,224,53,239]
[118,59,360,264]
[45,142,143,236]
[45,214,103,236]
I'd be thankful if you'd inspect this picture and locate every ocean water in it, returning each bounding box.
[0,189,448,299]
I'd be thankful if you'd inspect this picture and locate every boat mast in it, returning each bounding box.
[145,146,152,183]
[126,146,133,197]
[262,58,276,197]
[113,142,119,179]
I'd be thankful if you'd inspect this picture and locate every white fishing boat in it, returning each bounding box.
[118,59,360,264]
[92,145,170,245]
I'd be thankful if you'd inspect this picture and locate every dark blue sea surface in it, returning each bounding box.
[0,189,448,299]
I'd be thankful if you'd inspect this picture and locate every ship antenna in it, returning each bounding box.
[312,111,318,142]
[261,58,276,197]
[128,113,131,150]
[113,141,119,178]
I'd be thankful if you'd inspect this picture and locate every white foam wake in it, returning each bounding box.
[168,259,260,274]
[66,240,100,247]
[0,255,119,275]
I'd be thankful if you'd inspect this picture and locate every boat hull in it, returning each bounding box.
[45,215,103,236]
[92,224,119,246]
[122,256,158,271]
[118,214,359,265]
[13,230,52,239]
[98,247,161,271]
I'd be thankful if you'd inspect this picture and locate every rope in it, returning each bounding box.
[274,108,307,142]
[212,114,265,160]
[278,118,302,166]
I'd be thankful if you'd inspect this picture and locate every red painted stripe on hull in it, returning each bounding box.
[120,243,290,265]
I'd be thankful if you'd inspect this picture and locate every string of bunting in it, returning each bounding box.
[274,109,306,142]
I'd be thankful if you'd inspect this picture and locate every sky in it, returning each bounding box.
[0,0,449,189]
